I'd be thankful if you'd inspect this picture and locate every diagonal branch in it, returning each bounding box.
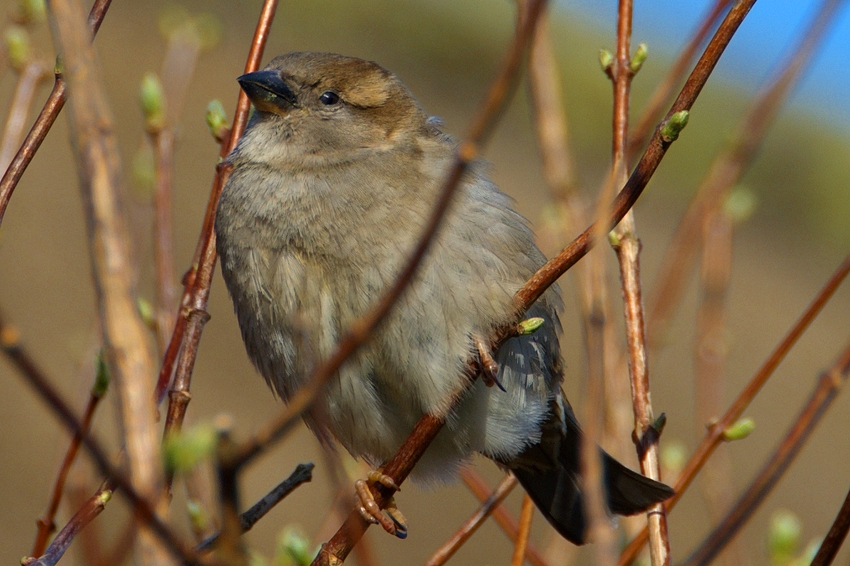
[682,340,850,566]
[619,252,850,564]
[47,0,165,563]
[0,0,112,226]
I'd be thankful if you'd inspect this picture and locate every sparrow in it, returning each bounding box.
[215,51,673,544]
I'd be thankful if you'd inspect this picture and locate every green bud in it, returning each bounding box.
[54,54,63,75]
[793,538,822,566]
[4,26,31,70]
[96,489,112,505]
[187,500,210,533]
[206,99,229,142]
[14,0,46,24]
[722,418,755,441]
[136,296,156,330]
[598,48,614,73]
[93,349,110,398]
[723,185,758,224]
[660,440,687,476]
[652,413,667,434]
[140,72,167,131]
[158,5,190,39]
[768,510,800,565]
[131,145,155,201]
[516,317,544,335]
[660,110,689,143]
[248,550,268,566]
[630,42,648,73]
[193,13,223,51]
[276,526,315,566]
[162,423,217,474]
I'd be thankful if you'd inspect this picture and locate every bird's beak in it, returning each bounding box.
[237,70,298,114]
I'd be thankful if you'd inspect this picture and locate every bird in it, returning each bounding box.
[215,51,673,544]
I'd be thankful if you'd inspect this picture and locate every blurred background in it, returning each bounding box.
[1,0,850,564]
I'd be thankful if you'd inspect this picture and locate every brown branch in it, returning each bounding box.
[460,469,550,566]
[607,1,672,563]
[22,479,116,566]
[515,0,757,313]
[618,252,850,565]
[424,474,518,566]
[0,0,112,226]
[644,0,845,350]
[196,463,314,553]
[31,379,106,556]
[682,342,850,566]
[47,0,167,562]
[160,0,279,484]
[626,0,732,158]
[811,481,850,566]
[510,495,535,566]
[1,310,197,563]
[0,60,50,173]
[693,210,744,566]
[213,423,248,566]
[150,127,178,355]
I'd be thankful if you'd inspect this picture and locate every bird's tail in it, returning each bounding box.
[511,413,674,545]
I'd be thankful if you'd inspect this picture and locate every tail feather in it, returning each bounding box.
[510,408,674,544]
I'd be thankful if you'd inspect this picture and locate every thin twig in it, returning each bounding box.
[693,210,744,566]
[0,0,112,226]
[811,481,850,566]
[160,0,279,488]
[196,463,314,553]
[460,469,550,566]
[47,0,167,562]
[31,384,106,556]
[0,60,50,174]
[644,0,845,351]
[626,0,732,158]
[510,495,535,566]
[682,341,850,566]
[424,474,518,566]
[618,252,850,565]
[1,310,197,563]
[22,479,116,566]
[213,423,248,566]
[515,0,757,313]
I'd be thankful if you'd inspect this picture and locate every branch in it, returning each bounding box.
[160,0,279,488]
[424,474,518,566]
[460,469,550,566]
[811,481,850,566]
[47,0,167,562]
[23,480,116,566]
[516,0,757,312]
[682,342,850,566]
[644,0,845,350]
[1,309,197,563]
[0,0,112,226]
[30,367,107,556]
[626,0,732,158]
[619,252,850,564]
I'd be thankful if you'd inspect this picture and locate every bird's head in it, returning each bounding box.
[232,52,431,168]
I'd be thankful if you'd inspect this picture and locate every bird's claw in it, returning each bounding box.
[474,334,505,391]
[355,472,408,539]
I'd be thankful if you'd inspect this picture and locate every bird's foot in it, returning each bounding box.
[474,334,505,391]
[355,471,408,539]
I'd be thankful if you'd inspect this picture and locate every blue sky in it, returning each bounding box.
[560,1,850,126]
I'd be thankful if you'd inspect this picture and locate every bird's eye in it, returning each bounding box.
[319,91,340,105]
